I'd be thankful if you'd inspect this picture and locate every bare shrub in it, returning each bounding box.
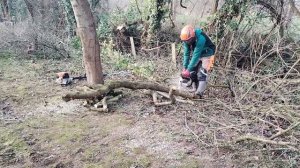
[0,20,71,59]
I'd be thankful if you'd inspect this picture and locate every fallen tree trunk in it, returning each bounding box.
[62,80,197,102]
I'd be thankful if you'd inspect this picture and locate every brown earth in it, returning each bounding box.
[1,56,298,168]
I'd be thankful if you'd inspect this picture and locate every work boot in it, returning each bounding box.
[195,81,207,97]
[195,67,208,97]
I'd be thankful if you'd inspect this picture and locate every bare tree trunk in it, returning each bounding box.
[211,0,219,14]
[61,0,76,39]
[70,0,104,84]
[1,0,10,21]
[24,0,38,51]
[41,0,46,30]
[24,0,35,22]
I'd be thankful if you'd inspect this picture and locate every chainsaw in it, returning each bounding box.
[56,72,86,86]
[179,71,198,92]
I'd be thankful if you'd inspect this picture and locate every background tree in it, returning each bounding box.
[0,0,10,21]
[23,0,35,21]
[61,0,76,40]
[145,0,168,46]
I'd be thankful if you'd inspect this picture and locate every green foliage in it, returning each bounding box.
[69,36,83,58]
[96,4,141,38]
[70,36,81,50]
[101,39,154,78]
[199,21,207,28]
[96,0,170,45]
[97,13,113,38]
[288,17,300,40]
[260,57,283,74]
[60,0,76,39]
[6,0,27,22]
[110,4,140,24]
[131,61,155,77]
[144,0,170,45]
[0,52,15,59]
[115,57,130,70]
[291,90,300,105]
[228,19,240,31]
[0,128,28,154]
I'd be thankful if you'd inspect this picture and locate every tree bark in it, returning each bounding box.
[70,0,104,84]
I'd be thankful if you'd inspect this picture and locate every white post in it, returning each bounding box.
[130,37,136,58]
[171,43,176,67]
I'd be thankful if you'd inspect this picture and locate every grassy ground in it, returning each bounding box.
[0,55,221,168]
[1,53,299,168]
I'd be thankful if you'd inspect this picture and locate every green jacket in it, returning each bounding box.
[183,28,215,71]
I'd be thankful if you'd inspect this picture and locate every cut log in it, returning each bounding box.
[62,80,197,102]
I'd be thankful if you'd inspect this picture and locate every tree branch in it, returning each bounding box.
[257,0,282,25]
[270,122,300,140]
[236,134,295,146]
[62,80,197,102]
[180,0,187,9]
[289,0,300,17]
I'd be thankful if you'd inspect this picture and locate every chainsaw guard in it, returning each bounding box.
[179,77,196,93]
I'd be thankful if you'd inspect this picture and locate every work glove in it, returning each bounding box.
[181,69,190,78]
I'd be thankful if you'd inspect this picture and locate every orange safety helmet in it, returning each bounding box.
[180,25,195,41]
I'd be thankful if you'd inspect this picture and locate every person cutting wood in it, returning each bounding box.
[180,25,216,97]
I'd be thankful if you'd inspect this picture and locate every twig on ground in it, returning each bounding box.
[236,134,295,146]
[184,111,200,141]
[255,116,284,132]
[270,121,300,140]
[90,96,108,112]
[197,110,228,127]
[183,111,212,147]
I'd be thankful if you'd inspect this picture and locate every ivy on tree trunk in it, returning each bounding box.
[145,0,168,46]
